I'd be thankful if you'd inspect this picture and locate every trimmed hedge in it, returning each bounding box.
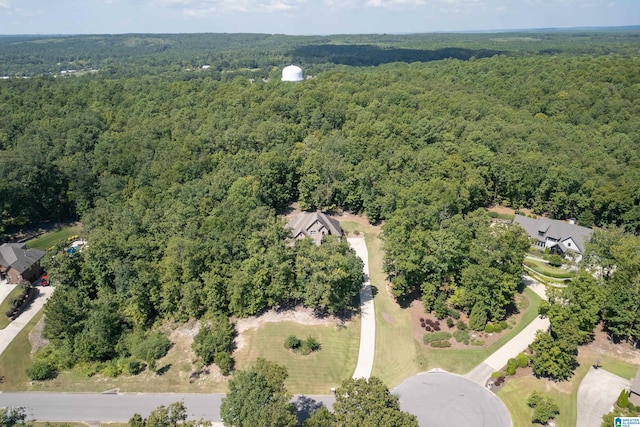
[423,331,452,344]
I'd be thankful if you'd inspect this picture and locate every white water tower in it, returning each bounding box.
[282,65,303,82]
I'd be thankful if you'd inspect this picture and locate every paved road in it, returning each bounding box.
[0,286,54,356]
[347,237,375,380]
[0,392,335,425]
[394,371,511,427]
[577,367,631,427]
[465,279,549,386]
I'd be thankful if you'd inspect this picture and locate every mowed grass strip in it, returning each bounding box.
[0,286,24,329]
[367,230,422,388]
[233,320,360,394]
[0,311,43,390]
[26,225,83,251]
[523,259,576,279]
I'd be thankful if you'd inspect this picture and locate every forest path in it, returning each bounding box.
[348,237,376,380]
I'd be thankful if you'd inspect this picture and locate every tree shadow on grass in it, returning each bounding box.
[155,364,172,376]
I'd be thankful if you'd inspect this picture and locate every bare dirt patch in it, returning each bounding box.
[487,205,534,217]
[235,306,342,351]
[28,317,49,355]
[585,323,640,365]
[382,312,395,324]
[408,295,527,350]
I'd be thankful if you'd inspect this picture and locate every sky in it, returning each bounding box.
[0,0,638,35]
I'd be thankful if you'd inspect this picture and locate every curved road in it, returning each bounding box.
[347,237,375,380]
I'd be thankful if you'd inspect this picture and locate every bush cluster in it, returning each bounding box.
[453,329,470,345]
[423,331,452,344]
[429,340,452,348]
[5,285,34,319]
[284,335,321,355]
[419,318,441,332]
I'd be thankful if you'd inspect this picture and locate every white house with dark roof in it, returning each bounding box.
[0,243,46,284]
[513,214,593,261]
[286,211,343,245]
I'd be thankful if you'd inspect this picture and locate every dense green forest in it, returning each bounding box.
[1,30,639,376]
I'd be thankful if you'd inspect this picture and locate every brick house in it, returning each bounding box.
[0,243,46,283]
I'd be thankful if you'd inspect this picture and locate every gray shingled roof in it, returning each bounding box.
[513,215,593,253]
[0,243,46,274]
[286,211,342,239]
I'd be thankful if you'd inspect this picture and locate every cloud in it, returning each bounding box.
[0,0,10,9]
[155,0,307,15]
[325,0,483,12]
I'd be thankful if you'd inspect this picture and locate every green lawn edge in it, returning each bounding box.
[26,225,83,251]
[0,286,23,330]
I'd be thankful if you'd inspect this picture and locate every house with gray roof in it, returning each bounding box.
[512,214,593,261]
[630,368,640,406]
[286,211,343,245]
[0,243,46,284]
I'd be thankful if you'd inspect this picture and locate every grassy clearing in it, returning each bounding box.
[0,286,24,329]
[498,343,639,427]
[416,287,543,374]
[233,320,360,394]
[0,311,42,390]
[26,225,83,251]
[523,259,575,279]
[498,375,574,427]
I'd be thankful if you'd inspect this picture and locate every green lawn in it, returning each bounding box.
[415,287,543,374]
[26,225,83,251]
[0,286,23,329]
[523,259,576,279]
[0,311,42,390]
[498,342,640,427]
[233,320,360,394]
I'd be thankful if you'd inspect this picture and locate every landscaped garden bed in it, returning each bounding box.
[409,292,529,350]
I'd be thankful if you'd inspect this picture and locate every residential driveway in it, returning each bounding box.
[465,279,549,386]
[347,237,375,380]
[394,371,511,427]
[0,282,18,307]
[577,367,631,427]
[0,286,54,356]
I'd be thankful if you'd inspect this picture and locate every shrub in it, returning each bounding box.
[425,326,432,332]
[485,324,495,333]
[453,329,470,343]
[192,316,235,365]
[299,343,312,355]
[494,376,505,386]
[26,360,57,381]
[423,331,452,344]
[499,320,508,330]
[469,303,487,331]
[527,391,560,424]
[547,254,564,267]
[126,359,145,375]
[506,364,517,376]
[446,318,455,328]
[448,308,461,319]
[470,339,484,346]
[493,323,503,333]
[305,336,321,352]
[617,389,630,408]
[284,335,301,349]
[516,352,529,369]
[129,331,171,364]
[101,360,122,378]
[491,371,505,379]
[433,324,441,331]
[214,352,234,376]
[456,320,468,331]
[75,362,103,378]
[429,340,452,348]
